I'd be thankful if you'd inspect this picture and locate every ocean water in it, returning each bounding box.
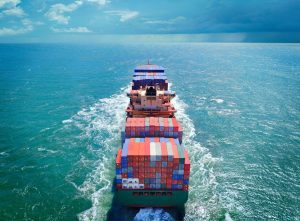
[0,43,299,221]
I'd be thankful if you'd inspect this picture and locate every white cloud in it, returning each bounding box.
[0,18,33,35]
[85,0,108,6]
[51,26,91,33]
[0,0,25,18]
[105,10,139,22]
[45,0,109,24]
[0,6,25,17]
[45,1,83,24]
[0,0,20,8]
[145,16,186,25]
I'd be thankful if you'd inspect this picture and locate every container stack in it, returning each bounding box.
[134,64,165,73]
[121,117,183,144]
[132,76,168,90]
[132,64,168,90]
[115,138,190,190]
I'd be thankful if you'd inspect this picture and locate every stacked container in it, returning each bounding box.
[121,117,183,144]
[115,138,190,190]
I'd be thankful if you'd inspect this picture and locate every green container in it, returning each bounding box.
[115,189,188,207]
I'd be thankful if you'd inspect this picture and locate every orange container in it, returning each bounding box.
[169,138,175,144]
[144,142,150,161]
[133,142,139,161]
[161,143,168,161]
[172,118,179,132]
[138,142,145,161]
[127,143,134,161]
[172,143,179,163]
[116,149,122,168]
[163,118,169,131]
[184,150,190,171]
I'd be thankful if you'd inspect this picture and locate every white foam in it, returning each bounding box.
[62,86,130,221]
[172,96,220,220]
[225,212,234,221]
[0,151,9,156]
[37,147,58,154]
[69,83,220,221]
[62,119,73,124]
[211,98,224,104]
[134,208,174,221]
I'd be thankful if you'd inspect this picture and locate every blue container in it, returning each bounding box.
[116,168,122,174]
[178,175,184,180]
[116,179,122,184]
[127,167,133,173]
[156,172,161,178]
[122,168,128,173]
[150,162,156,167]
[172,174,178,180]
[162,161,168,167]
[183,179,189,185]
[172,184,177,189]
[128,173,133,178]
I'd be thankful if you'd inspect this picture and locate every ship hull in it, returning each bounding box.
[115,190,188,207]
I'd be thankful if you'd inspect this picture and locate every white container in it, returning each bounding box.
[133,178,139,184]
[122,178,128,184]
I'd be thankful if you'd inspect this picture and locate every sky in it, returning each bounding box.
[0,0,300,42]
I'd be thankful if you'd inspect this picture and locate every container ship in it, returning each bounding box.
[114,64,190,207]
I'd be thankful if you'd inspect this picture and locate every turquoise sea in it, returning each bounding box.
[0,43,299,221]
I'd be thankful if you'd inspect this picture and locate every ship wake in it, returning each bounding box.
[63,85,219,221]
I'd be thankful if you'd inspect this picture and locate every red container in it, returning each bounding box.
[156,162,161,167]
[169,138,175,144]
[184,150,190,171]
[172,144,179,163]
[172,118,179,132]
[161,143,168,161]
[138,142,145,161]
[149,168,156,173]
[138,162,144,167]
[116,149,122,168]
[183,185,189,191]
